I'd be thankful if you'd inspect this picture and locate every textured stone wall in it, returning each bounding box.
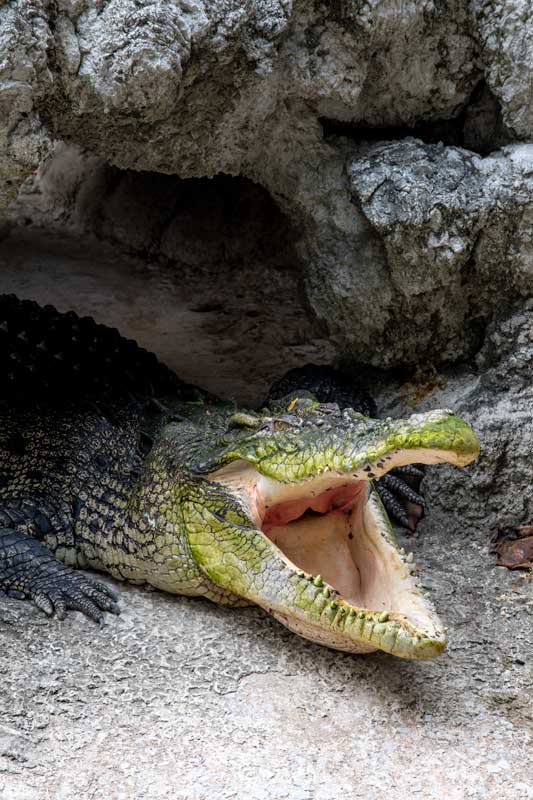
[2,0,532,367]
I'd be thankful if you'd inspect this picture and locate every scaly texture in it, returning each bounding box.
[0,296,479,658]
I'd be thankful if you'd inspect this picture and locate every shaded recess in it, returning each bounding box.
[320,83,516,156]
[86,170,300,269]
[4,161,335,403]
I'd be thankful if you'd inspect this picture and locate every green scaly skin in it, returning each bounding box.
[0,297,480,659]
[128,400,479,658]
[1,397,478,658]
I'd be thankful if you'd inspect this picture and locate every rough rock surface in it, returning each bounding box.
[12,134,533,368]
[2,2,533,365]
[474,0,533,139]
[342,139,533,365]
[0,2,53,221]
[43,0,480,174]
[376,302,533,536]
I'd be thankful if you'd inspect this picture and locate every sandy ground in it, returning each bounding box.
[0,226,531,800]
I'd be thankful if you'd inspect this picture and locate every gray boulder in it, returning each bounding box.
[2,1,533,367]
[377,300,533,536]
[474,0,533,138]
[337,139,533,365]
[0,1,53,220]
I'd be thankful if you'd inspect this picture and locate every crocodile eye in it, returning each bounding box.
[273,416,303,432]
[319,403,340,413]
[255,417,294,433]
[273,419,291,432]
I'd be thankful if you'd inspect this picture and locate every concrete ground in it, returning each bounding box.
[0,227,531,800]
[0,517,531,800]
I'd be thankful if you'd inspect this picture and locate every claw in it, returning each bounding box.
[33,591,54,617]
[380,474,425,508]
[53,596,67,620]
[375,461,426,532]
[391,464,426,480]
[376,484,412,530]
[1,527,121,623]
[92,581,120,602]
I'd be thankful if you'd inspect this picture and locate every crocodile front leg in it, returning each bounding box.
[0,527,120,623]
[376,464,426,531]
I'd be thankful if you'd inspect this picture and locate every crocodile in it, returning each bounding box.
[0,295,479,659]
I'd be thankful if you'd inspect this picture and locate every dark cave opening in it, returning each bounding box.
[320,82,516,156]
[1,157,334,403]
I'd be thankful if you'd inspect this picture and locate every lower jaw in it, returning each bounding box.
[260,489,446,658]
[269,605,447,658]
[270,609,378,654]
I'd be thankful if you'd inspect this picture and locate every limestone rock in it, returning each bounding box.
[0,1,53,220]
[2,0,533,369]
[334,139,533,365]
[474,0,533,138]
[0,0,483,206]
[377,300,533,536]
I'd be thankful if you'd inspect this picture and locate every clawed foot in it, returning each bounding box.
[0,528,120,623]
[376,465,426,532]
[26,568,120,624]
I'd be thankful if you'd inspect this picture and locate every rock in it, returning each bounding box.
[50,0,292,176]
[2,1,533,369]
[337,139,533,365]
[376,300,533,537]
[474,1,533,138]
[0,1,53,217]
[462,83,516,155]
[0,0,486,208]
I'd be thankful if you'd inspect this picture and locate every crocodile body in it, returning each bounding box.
[0,295,479,658]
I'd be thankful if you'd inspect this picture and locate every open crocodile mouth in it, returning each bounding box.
[261,480,402,612]
[212,446,465,658]
[254,467,444,656]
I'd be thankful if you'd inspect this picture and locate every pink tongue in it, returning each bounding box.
[262,484,363,532]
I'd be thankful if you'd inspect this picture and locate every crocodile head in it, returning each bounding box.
[150,398,479,659]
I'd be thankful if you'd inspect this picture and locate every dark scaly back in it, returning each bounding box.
[265,364,377,417]
[0,294,207,408]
